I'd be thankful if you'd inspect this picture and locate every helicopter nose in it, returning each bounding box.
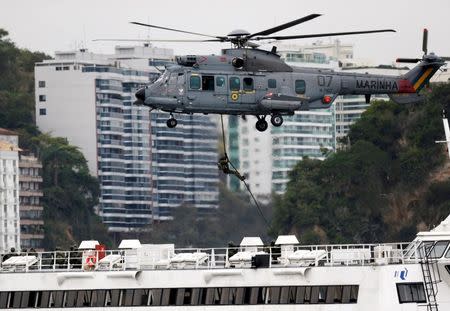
[133,87,146,106]
[135,87,146,101]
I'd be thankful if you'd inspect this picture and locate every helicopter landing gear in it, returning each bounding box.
[166,114,177,128]
[270,114,283,127]
[255,116,268,132]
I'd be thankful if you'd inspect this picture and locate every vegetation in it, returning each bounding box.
[133,183,272,248]
[0,29,111,249]
[271,84,450,244]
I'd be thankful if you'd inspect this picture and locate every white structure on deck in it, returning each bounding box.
[2,215,450,310]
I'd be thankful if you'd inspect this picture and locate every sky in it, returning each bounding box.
[1,0,450,64]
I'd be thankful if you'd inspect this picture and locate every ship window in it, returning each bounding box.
[76,290,92,307]
[418,241,434,259]
[350,285,359,303]
[216,76,225,87]
[92,290,106,307]
[229,77,240,91]
[132,289,146,306]
[25,291,38,308]
[295,79,306,94]
[303,286,311,303]
[149,289,162,306]
[396,283,426,303]
[310,287,320,303]
[243,78,254,91]
[10,291,22,308]
[203,288,215,305]
[279,287,289,304]
[430,240,449,258]
[52,291,65,308]
[37,291,50,308]
[189,288,200,305]
[295,286,305,303]
[268,79,277,88]
[65,291,78,307]
[189,75,201,90]
[268,287,280,304]
[234,288,245,305]
[0,292,8,309]
[244,287,259,304]
[201,75,215,91]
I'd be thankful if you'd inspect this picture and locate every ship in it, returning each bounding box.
[1,214,450,310]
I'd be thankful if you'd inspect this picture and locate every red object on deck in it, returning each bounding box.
[95,244,106,260]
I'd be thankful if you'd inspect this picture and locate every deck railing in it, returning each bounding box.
[0,242,422,273]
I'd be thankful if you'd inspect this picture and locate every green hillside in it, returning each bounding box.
[271,84,450,244]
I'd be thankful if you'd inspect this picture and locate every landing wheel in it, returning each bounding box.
[255,119,268,132]
[271,114,283,127]
[166,117,177,128]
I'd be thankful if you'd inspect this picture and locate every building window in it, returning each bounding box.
[38,81,46,88]
[38,95,46,102]
[229,77,240,91]
[396,283,426,304]
[268,79,276,89]
[39,109,46,116]
[189,76,201,90]
[295,80,306,94]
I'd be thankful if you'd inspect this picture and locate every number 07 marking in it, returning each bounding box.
[318,75,332,87]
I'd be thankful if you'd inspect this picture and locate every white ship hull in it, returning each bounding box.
[3,216,450,310]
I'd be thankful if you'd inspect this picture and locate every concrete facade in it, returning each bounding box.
[0,129,21,254]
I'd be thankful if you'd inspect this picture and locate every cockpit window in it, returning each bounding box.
[202,75,215,91]
[243,78,254,91]
[190,75,201,90]
[229,77,240,91]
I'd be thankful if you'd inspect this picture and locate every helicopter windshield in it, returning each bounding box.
[154,71,169,84]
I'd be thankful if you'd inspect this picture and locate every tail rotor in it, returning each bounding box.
[396,29,450,63]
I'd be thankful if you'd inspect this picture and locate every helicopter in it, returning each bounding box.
[131,14,449,132]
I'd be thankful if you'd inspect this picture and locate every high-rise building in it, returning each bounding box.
[19,154,44,251]
[0,129,21,253]
[35,45,219,232]
[151,113,219,220]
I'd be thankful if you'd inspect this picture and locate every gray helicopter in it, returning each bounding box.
[132,15,449,132]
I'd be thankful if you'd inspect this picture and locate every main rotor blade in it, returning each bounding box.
[255,29,396,41]
[93,38,213,42]
[248,14,321,38]
[422,28,428,55]
[130,22,226,40]
[396,58,421,63]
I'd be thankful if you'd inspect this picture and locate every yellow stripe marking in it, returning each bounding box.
[413,67,433,91]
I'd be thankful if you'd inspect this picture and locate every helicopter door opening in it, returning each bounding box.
[240,77,256,106]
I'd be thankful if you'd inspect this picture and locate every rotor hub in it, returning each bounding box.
[227,29,251,37]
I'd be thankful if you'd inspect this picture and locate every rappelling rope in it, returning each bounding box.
[220,115,270,227]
